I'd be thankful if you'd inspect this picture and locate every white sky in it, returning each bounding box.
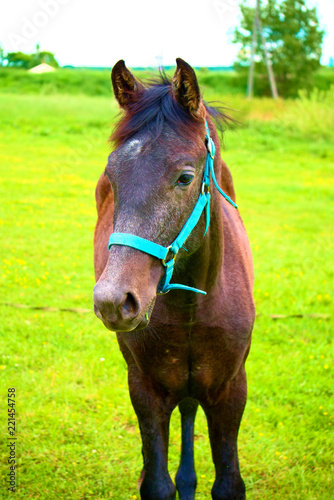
[1,0,333,68]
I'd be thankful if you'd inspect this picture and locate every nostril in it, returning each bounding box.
[93,284,141,324]
[121,292,139,319]
[94,303,102,319]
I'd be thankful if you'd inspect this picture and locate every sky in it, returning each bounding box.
[1,0,333,68]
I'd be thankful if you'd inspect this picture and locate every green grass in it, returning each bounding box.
[1,66,334,97]
[0,90,333,499]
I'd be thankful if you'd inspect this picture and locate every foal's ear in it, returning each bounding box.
[172,58,202,117]
[111,60,142,109]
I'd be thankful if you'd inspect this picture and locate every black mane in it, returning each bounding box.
[110,72,233,147]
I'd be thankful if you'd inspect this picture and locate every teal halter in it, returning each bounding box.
[108,119,238,295]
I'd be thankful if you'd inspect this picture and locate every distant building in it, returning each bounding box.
[28,63,56,74]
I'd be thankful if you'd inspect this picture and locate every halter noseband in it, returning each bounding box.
[108,119,238,295]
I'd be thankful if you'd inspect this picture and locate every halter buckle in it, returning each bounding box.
[161,245,176,267]
[206,137,215,159]
[201,182,210,195]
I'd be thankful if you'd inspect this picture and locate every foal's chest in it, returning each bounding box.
[122,324,245,401]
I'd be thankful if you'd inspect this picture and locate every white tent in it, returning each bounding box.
[28,63,56,74]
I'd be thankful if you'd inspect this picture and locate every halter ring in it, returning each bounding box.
[161,245,175,267]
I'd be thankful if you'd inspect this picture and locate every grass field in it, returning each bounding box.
[0,66,333,97]
[0,84,333,499]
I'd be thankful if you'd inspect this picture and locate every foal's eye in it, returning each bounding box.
[177,173,194,186]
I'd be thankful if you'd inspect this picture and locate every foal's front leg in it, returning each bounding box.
[175,397,199,500]
[203,367,247,500]
[128,365,176,500]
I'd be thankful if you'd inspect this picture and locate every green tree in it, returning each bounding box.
[32,50,59,68]
[6,51,33,69]
[234,0,324,97]
[0,45,5,67]
[5,50,59,69]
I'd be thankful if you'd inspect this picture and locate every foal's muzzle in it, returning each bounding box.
[93,283,145,331]
[93,247,161,332]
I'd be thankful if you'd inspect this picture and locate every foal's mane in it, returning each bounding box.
[110,71,234,148]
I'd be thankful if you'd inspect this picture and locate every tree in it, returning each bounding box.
[234,0,324,97]
[6,51,33,69]
[0,45,5,67]
[5,49,59,69]
[32,50,59,68]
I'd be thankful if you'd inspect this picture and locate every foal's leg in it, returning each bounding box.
[175,397,199,500]
[203,367,247,500]
[128,365,176,500]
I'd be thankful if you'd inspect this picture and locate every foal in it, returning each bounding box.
[93,58,255,500]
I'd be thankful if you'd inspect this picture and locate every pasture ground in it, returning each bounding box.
[0,88,333,499]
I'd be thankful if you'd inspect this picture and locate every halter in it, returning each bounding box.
[108,119,238,295]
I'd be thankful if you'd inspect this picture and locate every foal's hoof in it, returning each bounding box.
[140,479,176,500]
[211,475,246,500]
[175,469,197,500]
[177,487,196,500]
[212,492,245,500]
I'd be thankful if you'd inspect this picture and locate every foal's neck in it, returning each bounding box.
[164,187,224,309]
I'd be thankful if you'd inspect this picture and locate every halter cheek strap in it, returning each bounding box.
[108,118,238,295]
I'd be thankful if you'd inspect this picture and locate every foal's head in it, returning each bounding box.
[93,59,225,332]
